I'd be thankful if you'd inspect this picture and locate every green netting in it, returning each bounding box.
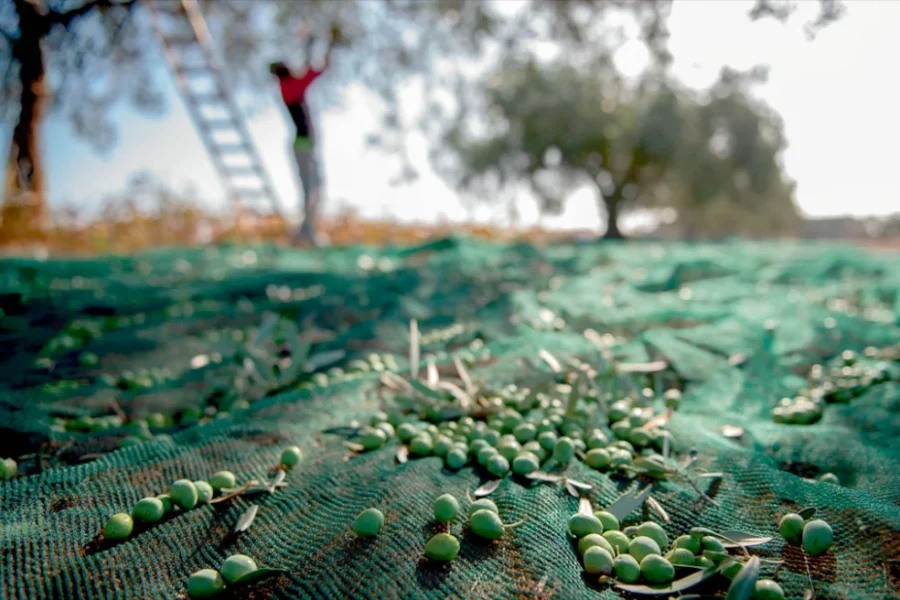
[1,238,899,599]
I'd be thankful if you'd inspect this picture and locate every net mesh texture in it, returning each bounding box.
[1,237,899,599]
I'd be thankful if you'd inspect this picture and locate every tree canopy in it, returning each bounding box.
[437,58,798,238]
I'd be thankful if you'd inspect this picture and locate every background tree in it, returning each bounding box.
[1,0,841,238]
[437,58,797,238]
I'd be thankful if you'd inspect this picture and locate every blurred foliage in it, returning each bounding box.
[1,0,847,239]
[439,58,798,238]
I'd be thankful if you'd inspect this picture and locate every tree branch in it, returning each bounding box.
[49,0,136,29]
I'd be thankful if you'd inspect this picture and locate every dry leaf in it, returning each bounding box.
[234,504,258,533]
[474,479,502,497]
[578,496,593,515]
[409,320,420,379]
[721,425,744,439]
[646,495,671,523]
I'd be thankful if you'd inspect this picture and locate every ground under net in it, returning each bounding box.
[1,237,899,599]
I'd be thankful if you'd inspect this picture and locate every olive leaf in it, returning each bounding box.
[607,485,652,522]
[408,380,446,402]
[614,564,720,595]
[474,479,502,497]
[564,482,580,498]
[578,497,593,516]
[630,457,673,478]
[690,527,719,538]
[322,425,362,436]
[538,348,562,373]
[233,568,286,585]
[702,551,732,563]
[718,531,773,548]
[798,506,817,520]
[268,470,286,494]
[409,319,420,379]
[396,445,409,464]
[344,441,364,453]
[566,479,592,491]
[646,495,671,523]
[725,555,760,600]
[251,314,280,347]
[234,504,258,534]
[426,359,439,387]
[527,472,563,482]
[695,472,723,479]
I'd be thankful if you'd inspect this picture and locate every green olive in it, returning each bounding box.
[445,448,468,469]
[433,494,459,524]
[613,553,641,583]
[673,534,701,554]
[468,498,498,517]
[470,509,505,539]
[512,452,540,475]
[424,533,460,561]
[753,579,785,600]
[802,519,833,556]
[187,569,225,598]
[352,508,385,537]
[588,512,617,534]
[578,533,615,557]
[603,530,630,554]
[628,536,661,562]
[170,479,198,510]
[193,481,213,504]
[280,446,303,468]
[640,554,675,584]
[220,554,258,584]
[779,513,804,545]
[583,546,614,575]
[103,513,134,540]
[132,497,165,523]
[361,427,388,451]
[636,521,669,551]
[667,548,695,566]
[568,514,604,538]
[553,437,576,464]
[209,471,236,492]
[584,448,611,469]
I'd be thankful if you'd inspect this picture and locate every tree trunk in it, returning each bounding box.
[3,0,50,238]
[603,191,625,240]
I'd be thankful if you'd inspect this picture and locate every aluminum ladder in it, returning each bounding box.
[146,0,284,217]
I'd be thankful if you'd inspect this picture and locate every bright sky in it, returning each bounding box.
[8,0,900,230]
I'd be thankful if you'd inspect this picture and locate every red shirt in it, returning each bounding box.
[279,69,323,105]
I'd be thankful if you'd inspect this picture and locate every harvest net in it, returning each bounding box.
[1,238,899,599]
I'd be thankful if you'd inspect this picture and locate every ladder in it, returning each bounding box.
[145,0,284,217]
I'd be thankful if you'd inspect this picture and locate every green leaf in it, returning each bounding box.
[607,485,652,522]
[233,568,286,585]
[725,556,760,600]
[718,531,773,548]
[631,457,674,477]
[797,506,817,520]
[615,565,719,595]
[408,379,447,402]
[690,526,719,538]
[251,314,280,347]
[702,550,731,563]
